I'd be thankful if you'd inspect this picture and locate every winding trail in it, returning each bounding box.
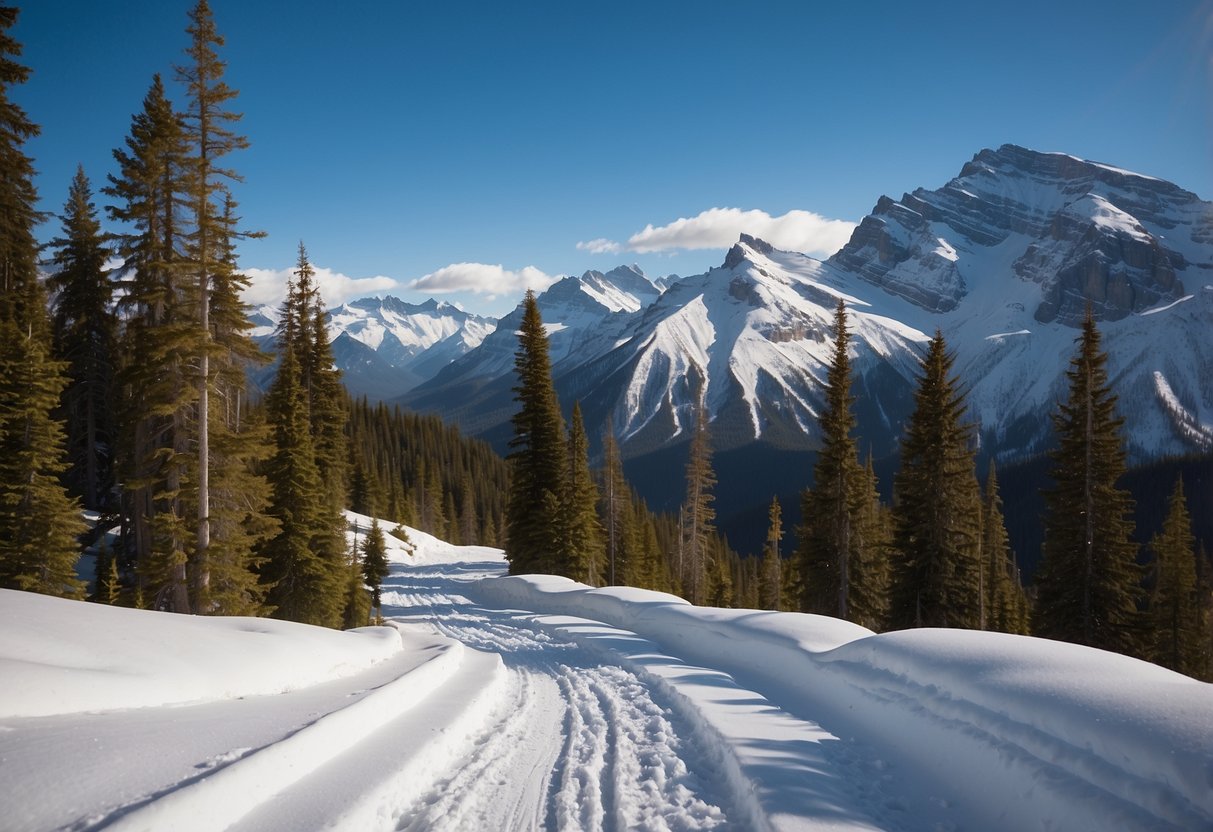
[385,560,739,832]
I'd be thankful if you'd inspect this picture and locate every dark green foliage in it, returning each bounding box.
[760,496,782,610]
[889,331,982,629]
[558,402,603,583]
[345,397,508,546]
[362,517,390,614]
[48,166,118,512]
[506,291,565,575]
[680,397,716,605]
[261,342,339,625]
[600,420,628,586]
[1034,312,1142,655]
[798,300,889,627]
[1146,479,1203,677]
[0,8,85,598]
[105,74,193,608]
[980,462,1030,634]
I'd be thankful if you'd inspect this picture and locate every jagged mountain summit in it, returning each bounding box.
[401,265,669,435]
[403,145,1212,470]
[252,296,497,400]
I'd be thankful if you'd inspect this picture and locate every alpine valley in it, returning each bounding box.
[318,145,1213,555]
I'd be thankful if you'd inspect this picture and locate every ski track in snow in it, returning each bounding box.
[387,567,735,832]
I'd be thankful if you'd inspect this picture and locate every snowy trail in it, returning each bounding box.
[384,563,739,832]
[0,630,449,832]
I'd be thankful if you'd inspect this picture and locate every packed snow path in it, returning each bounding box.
[383,562,741,831]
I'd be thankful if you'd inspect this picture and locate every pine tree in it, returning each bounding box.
[1147,478,1201,676]
[199,194,273,615]
[760,496,782,610]
[260,341,337,625]
[980,461,1029,634]
[362,517,390,618]
[558,402,603,583]
[681,395,716,605]
[799,299,872,621]
[0,8,85,598]
[600,419,629,586]
[177,0,252,594]
[48,166,117,512]
[850,453,891,630]
[889,331,982,629]
[1035,311,1142,655]
[505,291,565,574]
[104,74,192,608]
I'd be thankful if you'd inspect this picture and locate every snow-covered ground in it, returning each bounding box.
[1,515,1210,831]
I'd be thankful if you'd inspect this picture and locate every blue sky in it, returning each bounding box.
[17,1,1213,317]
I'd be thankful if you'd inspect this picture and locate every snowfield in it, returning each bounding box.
[1,515,1210,831]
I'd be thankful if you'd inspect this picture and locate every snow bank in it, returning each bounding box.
[0,588,401,717]
[473,575,1213,831]
[344,510,504,567]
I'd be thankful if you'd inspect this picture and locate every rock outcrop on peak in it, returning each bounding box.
[829,144,1210,326]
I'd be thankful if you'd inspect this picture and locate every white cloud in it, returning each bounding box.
[576,237,623,255]
[243,266,400,309]
[408,262,558,295]
[624,207,856,256]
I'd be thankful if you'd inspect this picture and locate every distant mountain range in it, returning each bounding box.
[301,144,1212,551]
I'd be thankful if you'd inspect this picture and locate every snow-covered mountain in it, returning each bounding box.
[253,296,497,401]
[402,265,668,435]
[405,145,1213,468]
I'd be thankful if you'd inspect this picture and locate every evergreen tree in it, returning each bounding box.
[558,402,602,583]
[681,396,716,605]
[889,331,982,629]
[600,419,629,586]
[342,534,371,629]
[177,0,252,591]
[199,193,273,615]
[799,299,885,623]
[1035,311,1142,655]
[1147,478,1201,676]
[362,517,390,618]
[760,496,782,610]
[0,8,85,598]
[260,341,338,625]
[104,74,192,608]
[850,453,891,630]
[980,461,1030,634]
[505,291,565,574]
[48,166,117,512]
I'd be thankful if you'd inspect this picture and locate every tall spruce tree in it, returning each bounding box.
[0,8,85,598]
[1034,311,1142,655]
[889,331,982,629]
[980,461,1029,634]
[600,419,629,586]
[104,74,192,608]
[760,496,783,611]
[799,299,870,621]
[177,0,252,593]
[1147,478,1201,676]
[681,395,716,605]
[505,291,565,575]
[362,517,390,619]
[48,166,117,513]
[559,402,603,583]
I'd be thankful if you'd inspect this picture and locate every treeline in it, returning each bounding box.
[346,396,509,547]
[790,301,1210,679]
[504,291,1211,680]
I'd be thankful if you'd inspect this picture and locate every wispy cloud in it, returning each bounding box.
[408,262,558,297]
[599,207,855,256]
[575,237,623,255]
[243,266,399,309]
